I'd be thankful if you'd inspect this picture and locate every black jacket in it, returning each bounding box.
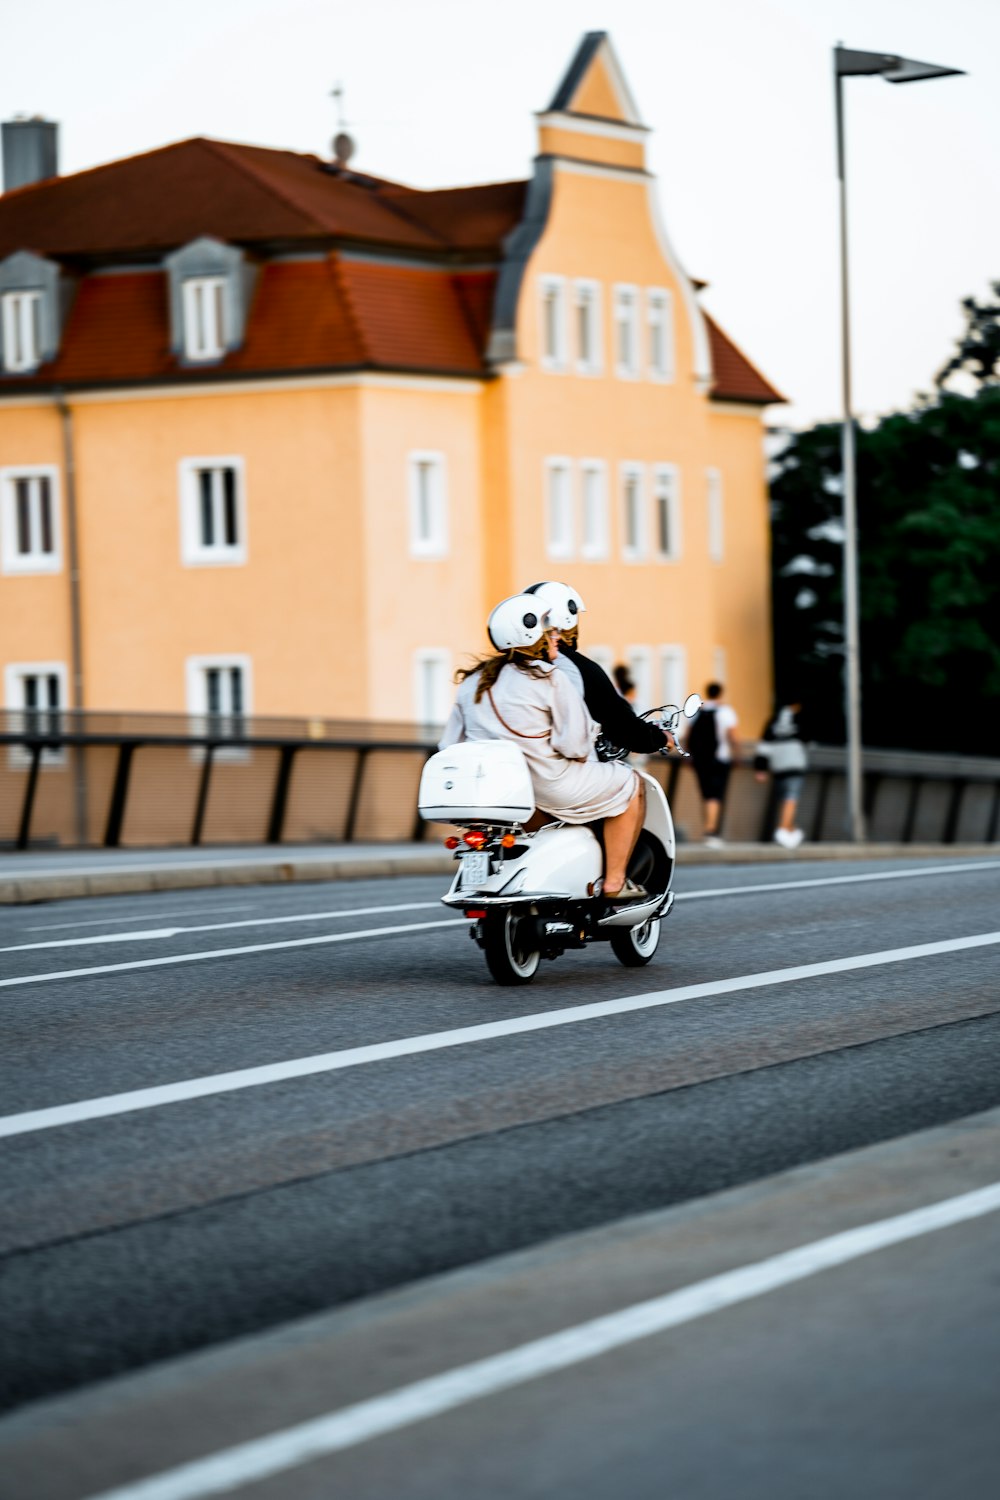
[562,645,668,754]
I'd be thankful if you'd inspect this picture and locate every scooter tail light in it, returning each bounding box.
[465,909,487,919]
[463,830,487,848]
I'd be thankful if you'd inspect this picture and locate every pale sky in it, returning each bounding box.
[3,0,997,428]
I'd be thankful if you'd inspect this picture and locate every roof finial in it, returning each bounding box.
[329,83,356,170]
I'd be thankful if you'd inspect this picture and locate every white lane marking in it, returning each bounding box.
[1,903,440,954]
[82,1180,1000,1500]
[5,929,184,951]
[677,860,1000,902]
[0,920,460,997]
[23,905,252,931]
[5,861,997,954]
[3,929,998,1140]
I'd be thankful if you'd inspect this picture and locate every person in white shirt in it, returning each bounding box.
[684,681,740,847]
[754,701,809,848]
[440,594,649,900]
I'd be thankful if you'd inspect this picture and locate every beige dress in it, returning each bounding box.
[439,661,637,822]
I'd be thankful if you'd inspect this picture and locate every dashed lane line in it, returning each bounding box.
[81,1180,1000,1500]
[1,929,997,1140]
[23,904,253,931]
[0,919,461,994]
[681,859,1000,901]
[0,902,441,953]
[2,861,997,955]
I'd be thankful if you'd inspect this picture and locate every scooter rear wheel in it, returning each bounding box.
[609,915,661,967]
[482,909,541,985]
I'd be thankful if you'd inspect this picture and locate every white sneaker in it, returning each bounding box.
[774,827,804,849]
[703,835,724,849]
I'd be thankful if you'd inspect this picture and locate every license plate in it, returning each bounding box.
[460,850,491,889]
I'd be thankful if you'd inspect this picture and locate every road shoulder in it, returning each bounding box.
[3,1104,999,1500]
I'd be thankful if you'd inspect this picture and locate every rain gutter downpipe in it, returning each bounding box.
[55,388,87,844]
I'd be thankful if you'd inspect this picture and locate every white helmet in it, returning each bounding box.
[487,593,551,651]
[523,580,586,632]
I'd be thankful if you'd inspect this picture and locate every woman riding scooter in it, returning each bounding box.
[439,594,648,901]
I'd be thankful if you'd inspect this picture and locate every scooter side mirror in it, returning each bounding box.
[683,693,703,719]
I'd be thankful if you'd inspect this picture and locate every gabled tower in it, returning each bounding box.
[537,30,649,172]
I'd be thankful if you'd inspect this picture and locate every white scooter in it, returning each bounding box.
[418,695,702,985]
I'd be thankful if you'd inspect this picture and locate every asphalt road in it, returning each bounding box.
[0,853,998,1497]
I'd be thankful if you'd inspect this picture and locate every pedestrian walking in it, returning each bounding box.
[754,701,809,848]
[685,682,739,846]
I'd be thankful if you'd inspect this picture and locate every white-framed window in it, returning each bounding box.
[181,276,226,361]
[545,457,574,561]
[626,646,653,713]
[613,284,640,379]
[408,451,449,559]
[413,649,453,727]
[659,645,687,710]
[707,466,725,562]
[4,661,67,766]
[1,290,43,372]
[179,458,247,566]
[574,279,603,375]
[539,275,568,372]
[588,645,615,681]
[580,460,608,561]
[653,463,682,563]
[1,465,61,574]
[647,288,675,382]
[620,462,645,561]
[186,654,252,759]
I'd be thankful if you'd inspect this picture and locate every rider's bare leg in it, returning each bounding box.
[603,780,646,894]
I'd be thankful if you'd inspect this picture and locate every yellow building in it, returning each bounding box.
[0,32,782,739]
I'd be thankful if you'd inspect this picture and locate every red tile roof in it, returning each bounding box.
[0,135,781,401]
[1,259,497,387]
[0,138,525,259]
[705,312,784,405]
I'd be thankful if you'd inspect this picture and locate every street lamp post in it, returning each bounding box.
[833,46,963,843]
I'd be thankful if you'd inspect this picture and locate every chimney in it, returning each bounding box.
[2,117,59,192]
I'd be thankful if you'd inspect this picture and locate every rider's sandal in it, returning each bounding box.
[602,878,649,903]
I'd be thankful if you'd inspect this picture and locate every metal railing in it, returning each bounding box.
[2,713,999,851]
[657,742,1000,847]
[1,710,439,851]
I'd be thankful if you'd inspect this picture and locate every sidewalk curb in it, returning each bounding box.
[0,844,995,906]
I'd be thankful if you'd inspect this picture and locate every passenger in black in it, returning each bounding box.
[523,581,673,756]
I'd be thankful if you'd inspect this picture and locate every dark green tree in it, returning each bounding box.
[936,280,1000,390]
[768,383,1000,754]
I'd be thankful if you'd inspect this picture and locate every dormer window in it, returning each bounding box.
[0,252,61,375]
[182,277,226,361]
[165,238,251,366]
[1,290,43,372]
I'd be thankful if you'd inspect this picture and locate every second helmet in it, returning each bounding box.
[523,580,586,632]
[487,593,551,651]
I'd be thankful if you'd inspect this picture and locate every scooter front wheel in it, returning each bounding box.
[609,915,661,967]
[482,909,541,985]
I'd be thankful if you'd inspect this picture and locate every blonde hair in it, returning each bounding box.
[456,639,550,703]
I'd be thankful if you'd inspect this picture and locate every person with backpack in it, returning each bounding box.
[685,681,740,847]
